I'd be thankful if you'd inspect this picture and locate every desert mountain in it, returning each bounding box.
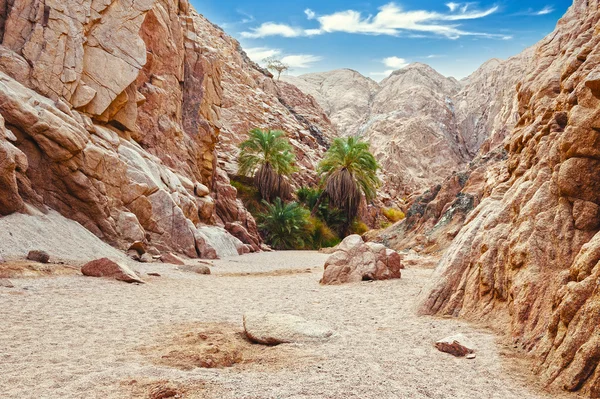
[284,50,534,195]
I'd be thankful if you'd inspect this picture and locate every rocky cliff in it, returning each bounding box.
[420,1,600,396]
[285,52,533,195]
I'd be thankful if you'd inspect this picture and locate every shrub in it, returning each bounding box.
[257,198,311,250]
[307,217,341,249]
[350,220,370,235]
[382,207,406,223]
[297,186,347,236]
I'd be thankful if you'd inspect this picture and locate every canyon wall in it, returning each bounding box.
[420,1,600,396]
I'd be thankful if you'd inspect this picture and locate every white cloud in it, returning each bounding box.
[316,2,502,38]
[446,2,459,12]
[241,22,306,38]
[371,56,410,78]
[281,54,323,69]
[383,56,408,69]
[535,6,554,15]
[244,47,281,61]
[243,47,322,69]
[242,2,508,40]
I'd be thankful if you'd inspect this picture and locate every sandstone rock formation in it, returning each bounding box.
[0,0,268,258]
[243,312,334,345]
[81,258,144,284]
[420,1,600,396]
[322,235,402,285]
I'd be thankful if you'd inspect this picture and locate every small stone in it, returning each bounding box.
[466,353,477,360]
[179,264,211,275]
[26,250,50,264]
[128,241,146,255]
[139,253,153,263]
[0,278,14,288]
[435,334,476,357]
[147,272,161,277]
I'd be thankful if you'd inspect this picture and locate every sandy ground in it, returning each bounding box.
[0,251,574,399]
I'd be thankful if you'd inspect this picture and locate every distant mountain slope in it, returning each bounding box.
[284,52,533,195]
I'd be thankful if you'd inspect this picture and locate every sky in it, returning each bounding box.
[190,0,572,80]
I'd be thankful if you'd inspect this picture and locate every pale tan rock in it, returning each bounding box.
[243,312,333,345]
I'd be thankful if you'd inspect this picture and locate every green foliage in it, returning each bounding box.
[257,198,311,250]
[297,186,347,234]
[317,136,381,233]
[382,207,406,223]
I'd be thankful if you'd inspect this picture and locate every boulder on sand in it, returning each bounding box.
[435,334,476,357]
[243,312,333,345]
[321,235,402,285]
[81,258,144,284]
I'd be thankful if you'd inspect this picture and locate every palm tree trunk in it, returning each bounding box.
[310,191,328,217]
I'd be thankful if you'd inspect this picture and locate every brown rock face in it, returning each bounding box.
[420,2,600,396]
[321,235,402,285]
[0,0,261,257]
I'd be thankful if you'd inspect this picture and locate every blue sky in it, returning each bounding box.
[190,1,572,80]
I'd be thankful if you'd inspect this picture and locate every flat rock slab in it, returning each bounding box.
[435,334,476,357]
[243,312,333,345]
[81,258,144,284]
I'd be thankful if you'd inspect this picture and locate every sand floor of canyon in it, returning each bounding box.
[0,251,576,399]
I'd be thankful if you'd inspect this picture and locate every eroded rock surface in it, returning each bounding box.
[0,0,263,258]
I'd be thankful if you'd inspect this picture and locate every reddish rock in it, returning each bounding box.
[81,258,144,284]
[435,334,476,357]
[321,235,402,285]
[26,250,49,264]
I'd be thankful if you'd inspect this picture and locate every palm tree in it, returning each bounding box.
[238,128,296,202]
[312,136,380,234]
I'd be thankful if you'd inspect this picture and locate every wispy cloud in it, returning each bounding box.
[535,5,554,15]
[241,2,509,40]
[243,47,322,69]
[514,5,555,16]
[244,47,281,61]
[281,54,323,68]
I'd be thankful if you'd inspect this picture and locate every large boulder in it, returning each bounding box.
[321,235,402,285]
[243,312,333,345]
[81,258,144,284]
